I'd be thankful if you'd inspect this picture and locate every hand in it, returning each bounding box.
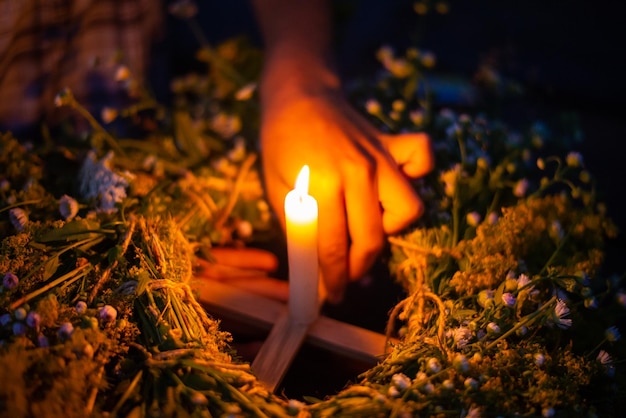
[194,247,288,302]
[259,85,434,303]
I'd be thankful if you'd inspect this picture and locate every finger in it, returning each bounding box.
[209,247,279,272]
[194,260,270,280]
[343,156,385,281]
[376,156,425,234]
[382,132,434,178]
[311,172,349,304]
[224,277,289,302]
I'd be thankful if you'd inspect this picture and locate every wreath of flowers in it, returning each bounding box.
[1,11,625,418]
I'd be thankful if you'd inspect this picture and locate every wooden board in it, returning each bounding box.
[195,279,395,364]
[250,309,310,391]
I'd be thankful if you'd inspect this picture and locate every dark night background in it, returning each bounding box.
[167,0,626,397]
[164,0,626,236]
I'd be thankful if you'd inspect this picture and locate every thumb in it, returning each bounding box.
[382,132,434,178]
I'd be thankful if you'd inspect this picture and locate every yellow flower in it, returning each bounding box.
[101,107,118,124]
[420,52,436,68]
[365,99,382,115]
[115,65,131,81]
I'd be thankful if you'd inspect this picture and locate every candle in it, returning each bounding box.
[284,165,319,324]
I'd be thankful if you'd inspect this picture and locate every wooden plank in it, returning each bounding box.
[195,279,395,364]
[250,309,310,392]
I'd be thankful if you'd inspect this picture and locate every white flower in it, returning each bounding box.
[392,99,405,112]
[115,65,131,81]
[365,99,382,115]
[487,212,499,225]
[376,45,394,62]
[210,113,241,138]
[287,399,305,412]
[584,297,598,309]
[234,82,257,101]
[502,292,516,307]
[597,350,612,365]
[534,353,546,366]
[420,51,436,68]
[59,194,79,220]
[409,109,424,126]
[3,272,19,289]
[26,312,41,328]
[385,57,412,78]
[566,151,583,167]
[426,357,441,373]
[76,301,88,314]
[12,322,26,336]
[14,308,27,321]
[605,326,621,342]
[58,322,74,339]
[421,382,435,394]
[513,178,529,197]
[549,220,564,241]
[517,274,531,289]
[391,373,411,390]
[466,212,481,227]
[453,354,469,373]
[440,164,461,197]
[464,377,478,390]
[0,314,11,326]
[537,158,546,170]
[453,327,472,349]
[236,220,253,239]
[38,334,49,347]
[445,122,461,139]
[99,305,118,322]
[553,299,572,329]
[79,151,133,212]
[9,208,28,231]
[487,322,500,334]
[101,107,118,124]
[477,289,494,308]
[387,385,401,398]
[465,406,482,418]
[442,379,455,390]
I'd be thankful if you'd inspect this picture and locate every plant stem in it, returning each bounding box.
[486,296,556,350]
[10,263,92,309]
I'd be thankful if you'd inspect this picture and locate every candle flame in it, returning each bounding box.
[294,165,310,196]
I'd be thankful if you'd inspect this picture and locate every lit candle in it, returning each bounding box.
[284,165,319,324]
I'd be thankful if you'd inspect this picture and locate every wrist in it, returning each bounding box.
[259,49,341,107]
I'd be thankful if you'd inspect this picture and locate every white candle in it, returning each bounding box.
[284,165,319,324]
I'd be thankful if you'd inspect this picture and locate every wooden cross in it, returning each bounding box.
[195,280,395,392]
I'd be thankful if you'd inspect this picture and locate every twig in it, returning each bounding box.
[11,263,92,309]
[89,218,136,303]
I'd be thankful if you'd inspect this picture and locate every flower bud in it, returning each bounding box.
[3,272,19,289]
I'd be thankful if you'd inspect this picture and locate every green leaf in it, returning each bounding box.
[494,280,505,306]
[556,277,579,293]
[36,219,102,243]
[108,245,123,264]
[452,309,478,320]
[135,270,151,296]
[42,256,60,281]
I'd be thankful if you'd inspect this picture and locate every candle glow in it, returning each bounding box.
[284,165,319,324]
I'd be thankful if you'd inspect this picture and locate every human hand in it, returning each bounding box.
[194,247,288,302]
[259,85,434,303]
